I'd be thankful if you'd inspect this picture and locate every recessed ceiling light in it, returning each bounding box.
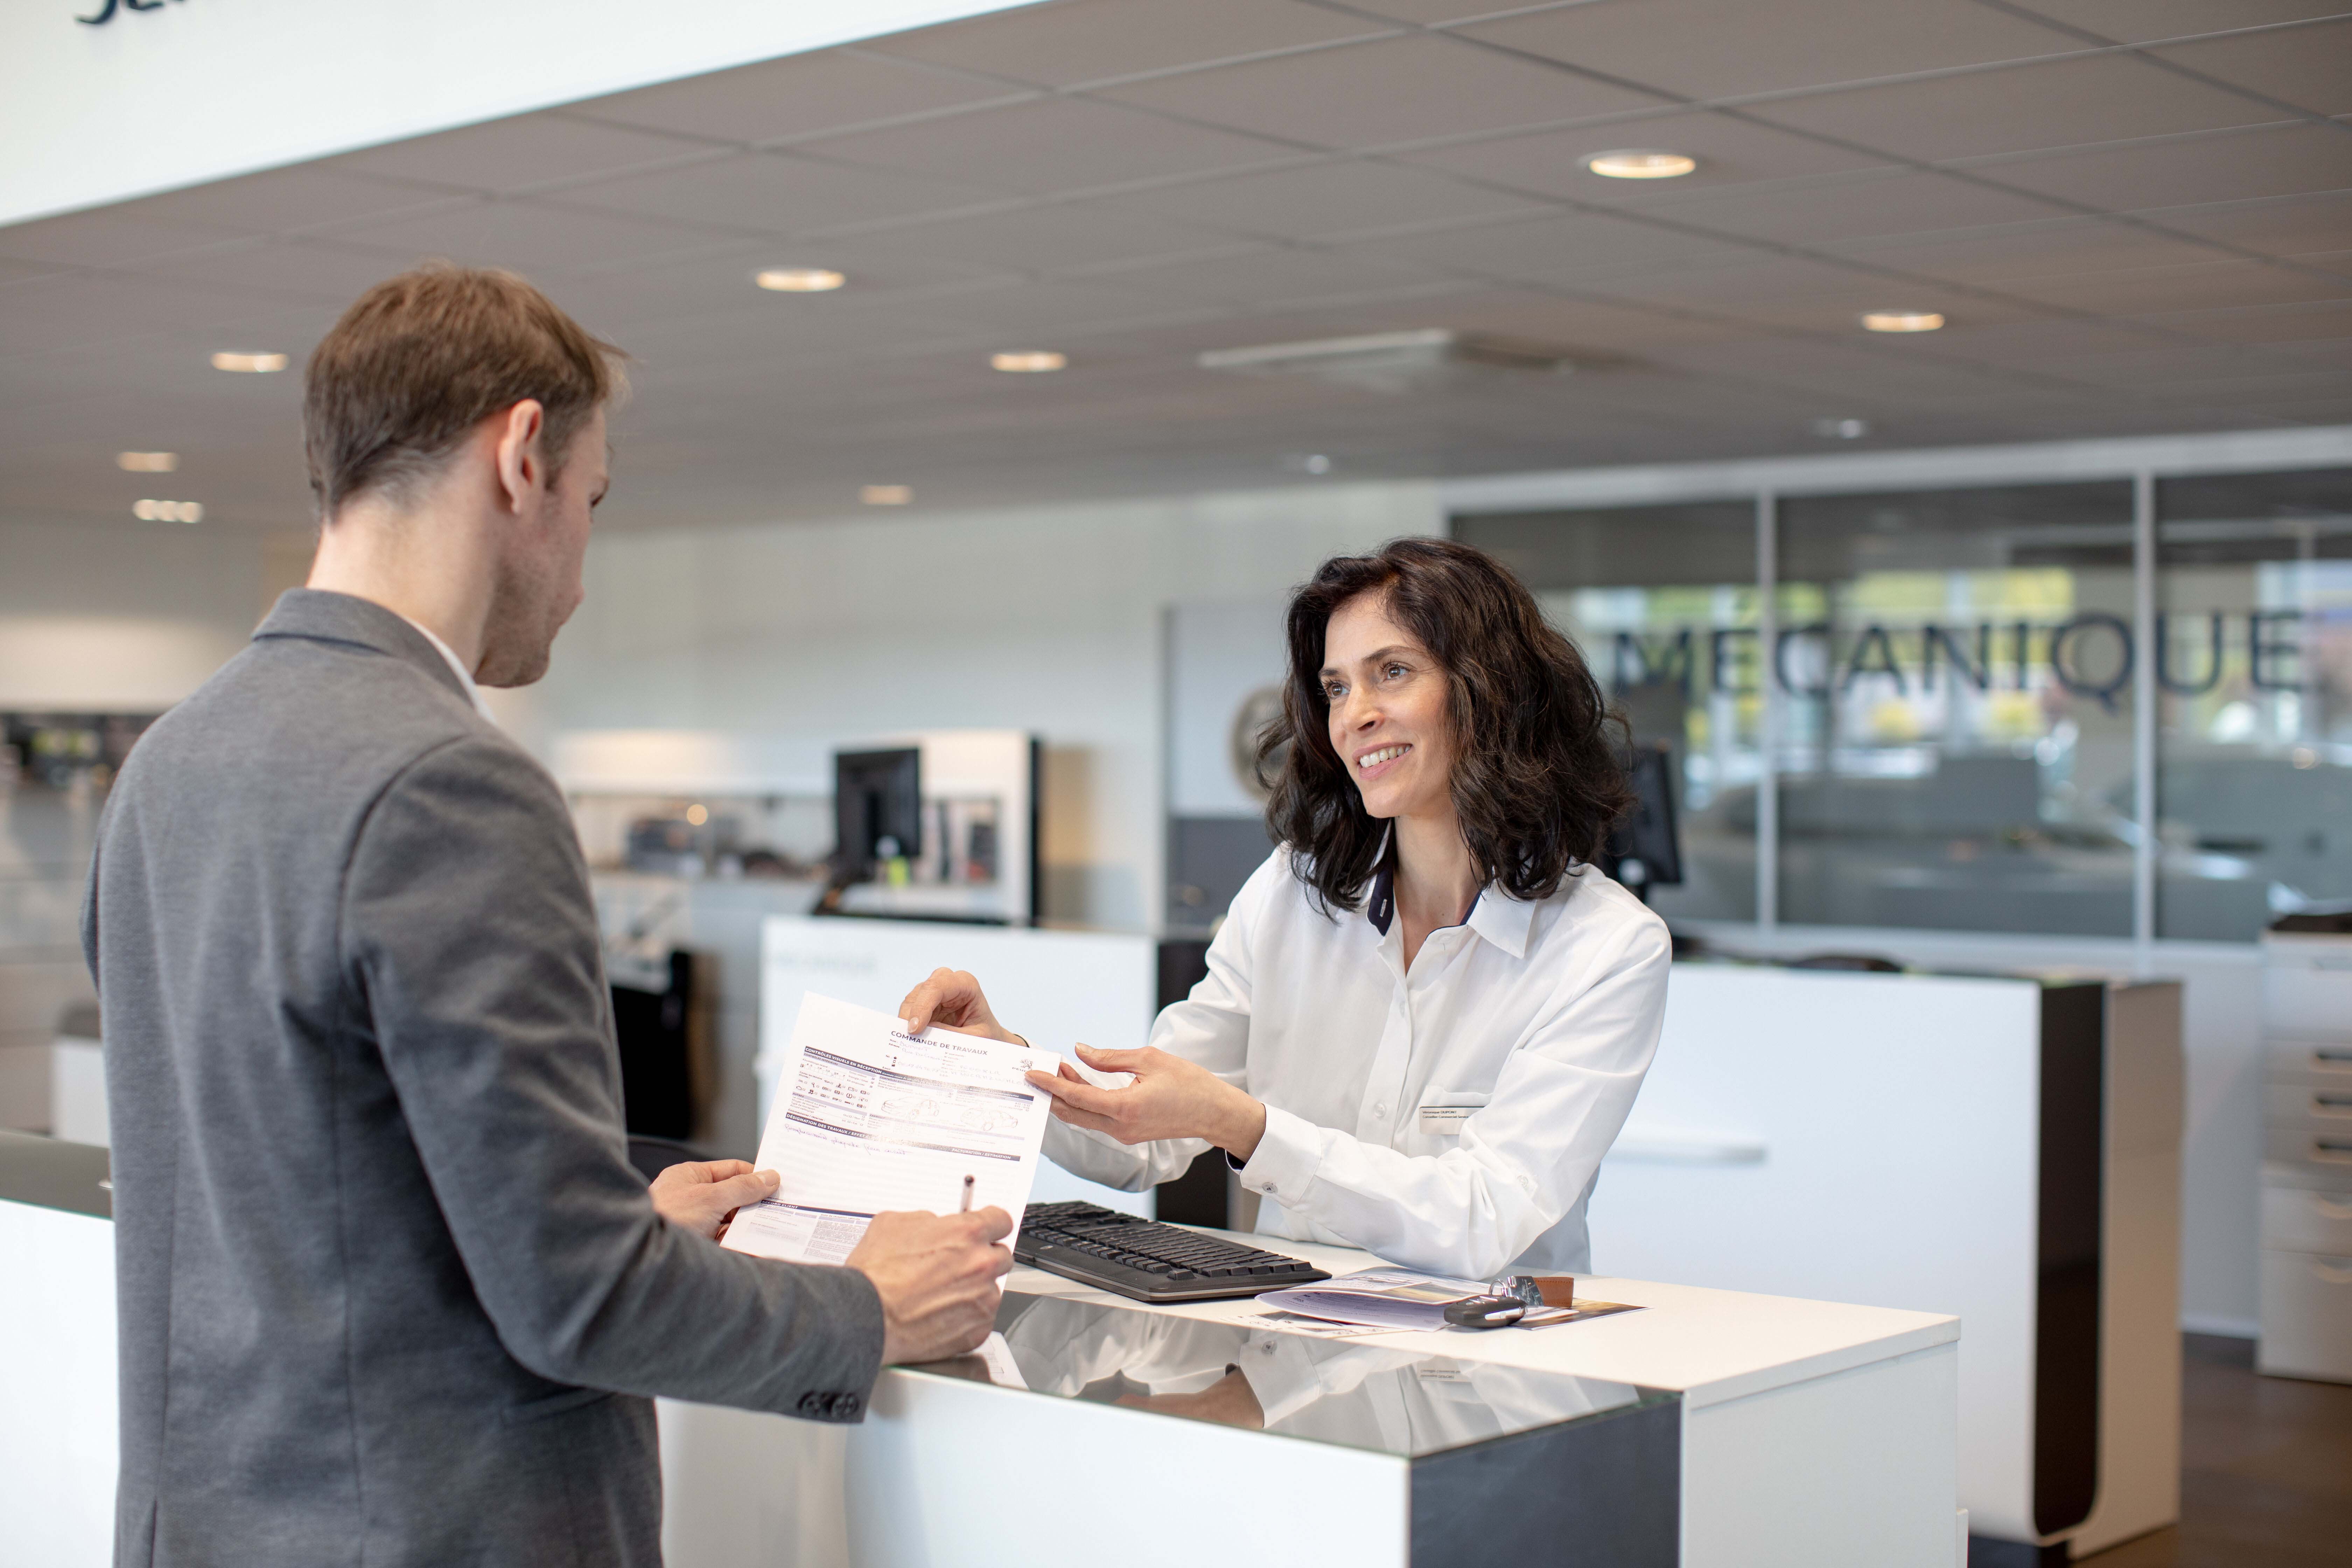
[861,484,912,505]
[991,350,1066,373]
[1811,418,1870,440]
[1861,311,1945,333]
[1585,150,1697,180]
[117,451,178,472]
[755,267,846,293]
[211,351,288,372]
[132,499,203,524]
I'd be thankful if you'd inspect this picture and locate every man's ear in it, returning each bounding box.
[491,400,548,517]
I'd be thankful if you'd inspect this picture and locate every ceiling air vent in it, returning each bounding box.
[1196,329,1573,395]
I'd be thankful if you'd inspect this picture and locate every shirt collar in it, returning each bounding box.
[396,613,496,722]
[1362,827,1536,960]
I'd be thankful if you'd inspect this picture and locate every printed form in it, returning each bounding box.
[722,993,1061,1266]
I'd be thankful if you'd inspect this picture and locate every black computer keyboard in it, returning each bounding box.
[1014,1200,1331,1303]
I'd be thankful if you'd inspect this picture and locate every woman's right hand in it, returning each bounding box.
[898,968,1023,1045]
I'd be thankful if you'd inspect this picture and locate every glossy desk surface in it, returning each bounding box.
[965,1228,1958,1415]
[937,1286,1675,1460]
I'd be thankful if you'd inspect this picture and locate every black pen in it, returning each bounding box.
[959,1174,975,1213]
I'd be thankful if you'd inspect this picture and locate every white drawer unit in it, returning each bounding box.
[2258,1251,2352,1382]
[2260,935,2352,1040]
[2262,1184,2352,1256]
[2259,925,2352,1384]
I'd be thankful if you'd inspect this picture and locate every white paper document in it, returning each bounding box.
[1254,1268,1492,1331]
[722,993,1062,1266]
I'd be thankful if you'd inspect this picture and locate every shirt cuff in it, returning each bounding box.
[1235,1104,1326,1206]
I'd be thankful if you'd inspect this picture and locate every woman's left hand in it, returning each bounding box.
[1026,1046,1268,1162]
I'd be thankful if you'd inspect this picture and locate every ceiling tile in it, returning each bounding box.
[1100,159,1553,240]
[1982,122,2352,211]
[802,98,1298,194]
[0,255,70,287]
[1409,286,1766,349]
[1460,0,2084,102]
[2129,294,2352,341]
[2146,18,2352,116]
[1097,245,1454,307]
[1348,209,1759,285]
[330,200,726,274]
[117,239,426,306]
[1394,108,1894,204]
[1588,252,2035,331]
[1920,315,2175,364]
[1636,335,2040,400]
[1827,218,2228,282]
[545,150,997,237]
[120,167,468,237]
[0,273,291,359]
[868,0,1394,87]
[836,201,1242,272]
[324,115,713,194]
[1992,257,2352,313]
[1625,168,2065,245]
[895,276,1186,333]
[2029,340,2332,386]
[2005,2,2350,45]
[570,50,1028,145]
[0,209,251,268]
[1340,0,1597,20]
[2147,190,2352,258]
[546,246,1006,337]
[1094,35,1666,150]
[1751,54,2288,163]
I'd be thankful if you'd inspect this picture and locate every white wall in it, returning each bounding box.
[0,518,293,1130]
[0,0,1031,227]
[535,482,1440,928]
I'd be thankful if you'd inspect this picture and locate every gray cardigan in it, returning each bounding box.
[83,589,885,1567]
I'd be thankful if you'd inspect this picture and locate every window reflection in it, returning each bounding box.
[1453,467,2352,944]
[1457,502,1758,922]
[2157,468,2352,940]
[1777,483,2135,936]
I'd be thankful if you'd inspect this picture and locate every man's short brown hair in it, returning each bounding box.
[304,264,624,518]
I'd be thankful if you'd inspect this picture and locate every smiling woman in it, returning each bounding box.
[902,539,1673,1281]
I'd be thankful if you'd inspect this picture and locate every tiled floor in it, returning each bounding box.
[2084,1335,2352,1568]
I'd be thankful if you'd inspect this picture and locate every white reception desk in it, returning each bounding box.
[657,1231,1960,1568]
[2,1133,1960,1568]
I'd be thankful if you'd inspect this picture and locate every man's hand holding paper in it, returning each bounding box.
[725,993,1061,1361]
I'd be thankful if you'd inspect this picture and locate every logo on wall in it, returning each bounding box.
[1609,610,2306,715]
[77,0,182,25]
[1230,685,1286,801]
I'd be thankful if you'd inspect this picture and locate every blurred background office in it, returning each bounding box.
[4,2,2350,1564]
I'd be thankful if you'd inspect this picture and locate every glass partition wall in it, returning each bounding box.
[1454,458,2352,946]
[1776,483,2136,937]
[2156,469,2352,941]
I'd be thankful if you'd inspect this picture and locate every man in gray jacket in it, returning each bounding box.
[81,265,1013,1567]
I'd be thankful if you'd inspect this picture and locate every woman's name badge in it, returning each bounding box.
[1417,1092,1488,1133]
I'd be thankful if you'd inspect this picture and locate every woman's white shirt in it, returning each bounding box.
[1040,846,1671,1278]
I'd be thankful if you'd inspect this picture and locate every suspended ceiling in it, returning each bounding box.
[5,0,2352,537]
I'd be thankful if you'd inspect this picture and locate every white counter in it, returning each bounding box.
[661,1230,1963,1568]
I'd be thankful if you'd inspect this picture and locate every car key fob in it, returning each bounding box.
[1443,1294,1528,1329]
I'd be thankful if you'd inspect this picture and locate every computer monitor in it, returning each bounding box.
[1604,743,1682,899]
[832,747,922,880]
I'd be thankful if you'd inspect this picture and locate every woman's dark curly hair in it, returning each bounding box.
[1258,537,1632,915]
